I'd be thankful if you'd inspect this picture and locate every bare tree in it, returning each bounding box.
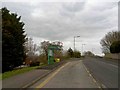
[100,31,120,54]
[25,37,34,56]
[40,41,63,61]
[40,41,50,60]
[24,37,39,65]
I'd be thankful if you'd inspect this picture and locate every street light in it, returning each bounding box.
[82,44,86,56]
[74,36,80,51]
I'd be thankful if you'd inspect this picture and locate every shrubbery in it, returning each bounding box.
[110,41,120,53]
[73,51,81,58]
[30,62,40,67]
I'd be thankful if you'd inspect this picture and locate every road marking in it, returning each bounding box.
[83,63,102,89]
[108,64,118,68]
[98,60,118,68]
[36,62,70,88]
[86,70,89,73]
[89,74,92,77]
[98,86,101,88]
[101,84,107,88]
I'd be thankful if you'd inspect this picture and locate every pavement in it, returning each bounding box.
[2,60,66,88]
[30,59,100,88]
[2,69,50,88]
[83,57,118,88]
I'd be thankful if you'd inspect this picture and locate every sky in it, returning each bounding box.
[1,0,119,56]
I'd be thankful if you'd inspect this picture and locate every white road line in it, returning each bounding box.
[97,60,118,68]
[108,63,118,68]
[83,63,102,89]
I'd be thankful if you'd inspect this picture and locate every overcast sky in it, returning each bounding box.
[2,0,119,56]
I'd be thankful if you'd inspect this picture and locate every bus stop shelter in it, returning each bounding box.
[48,45,61,64]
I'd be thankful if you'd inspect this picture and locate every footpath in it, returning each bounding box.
[2,61,66,88]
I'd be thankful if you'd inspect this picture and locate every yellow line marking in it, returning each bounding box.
[87,70,89,73]
[98,86,101,88]
[89,74,92,77]
[93,78,96,83]
[36,62,70,88]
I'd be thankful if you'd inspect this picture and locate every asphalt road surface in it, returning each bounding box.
[30,59,99,88]
[83,57,118,88]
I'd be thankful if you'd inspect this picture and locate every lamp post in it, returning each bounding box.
[74,36,80,51]
[82,44,86,56]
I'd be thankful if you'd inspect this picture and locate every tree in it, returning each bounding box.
[100,31,120,54]
[110,41,120,53]
[2,7,26,72]
[25,37,38,56]
[73,51,81,58]
[24,37,39,65]
[67,48,74,57]
[40,41,63,63]
[40,41,50,61]
[84,51,94,56]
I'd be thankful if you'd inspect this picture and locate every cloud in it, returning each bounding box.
[2,1,118,56]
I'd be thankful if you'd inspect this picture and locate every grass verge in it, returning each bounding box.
[1,64,47,80]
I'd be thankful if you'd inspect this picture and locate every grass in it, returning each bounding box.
[1,64,47,80]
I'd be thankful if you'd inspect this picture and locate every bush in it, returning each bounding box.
[73,51,81,58]
[110,41,120,53]
[30,62,40,67]
[39,54,48,64]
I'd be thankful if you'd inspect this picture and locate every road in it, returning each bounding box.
[30,59,100,88]
[83,57,118,88]
[2,57,118,89]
